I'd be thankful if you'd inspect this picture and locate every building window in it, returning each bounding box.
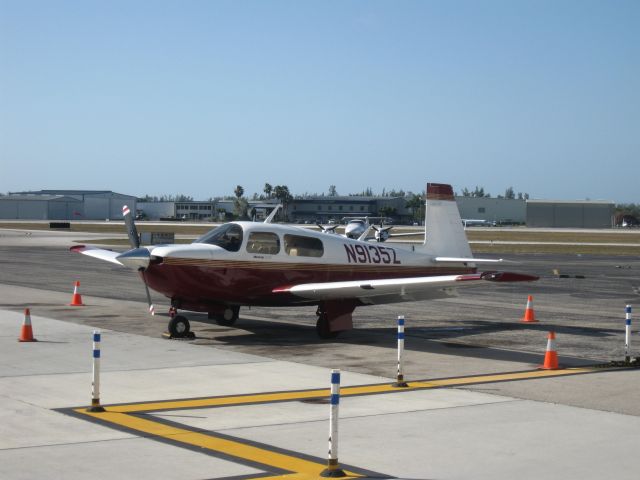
[478,208,486,213]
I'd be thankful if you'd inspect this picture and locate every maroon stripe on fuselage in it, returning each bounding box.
[144,259,476,307]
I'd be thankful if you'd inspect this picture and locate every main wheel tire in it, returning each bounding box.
[214,306,239,326]
[168,315,190,338]
[316,315,339,339]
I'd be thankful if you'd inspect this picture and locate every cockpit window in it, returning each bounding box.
[246,232,280,255]
[284,234,324,257]
[194,223,243,252]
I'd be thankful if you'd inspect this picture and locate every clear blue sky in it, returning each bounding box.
[1,0,638,202]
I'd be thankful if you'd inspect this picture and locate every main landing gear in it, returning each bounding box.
[316,311,339,339]
[315,301,357,339]
[208,306,240,326]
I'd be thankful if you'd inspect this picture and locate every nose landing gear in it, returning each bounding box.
[165,315,195,339]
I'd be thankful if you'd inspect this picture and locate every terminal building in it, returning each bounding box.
[137,201,216,221]
[286,196,411,224]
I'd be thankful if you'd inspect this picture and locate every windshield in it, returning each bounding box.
[194,223,243,252]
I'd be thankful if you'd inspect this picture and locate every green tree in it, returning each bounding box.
[233,185,248,219]
[233,197,249,219]
[387,189,405,198]
[328,185,338,196]
[263,183,273,198]
[405,194,424,223]
[504,187,515,200]
[378,206,397,221]
[273,185,293,221]
[615,203,640,218]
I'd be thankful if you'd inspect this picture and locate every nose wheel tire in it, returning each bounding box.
[168,315,190,338]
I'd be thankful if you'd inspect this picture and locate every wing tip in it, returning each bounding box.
[481,271,539,282]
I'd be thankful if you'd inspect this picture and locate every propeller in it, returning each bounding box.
[372,225,393,242]
[121,205,155,315]
[317,223,338,234]
[122,205,140,249]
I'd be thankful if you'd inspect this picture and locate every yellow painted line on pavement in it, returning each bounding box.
[105,366,598,414]
[75,410,359,478]
[416,366,597,388]
[70,366,606,478]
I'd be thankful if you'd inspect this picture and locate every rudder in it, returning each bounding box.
[419,183,472,259]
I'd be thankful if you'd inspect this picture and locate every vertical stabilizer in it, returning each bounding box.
[420,183,473,258]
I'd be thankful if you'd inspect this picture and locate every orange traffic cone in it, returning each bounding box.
[69,281,84,306]
[520,295,537,323]
[539,331,560,370]
[18,308,37,342]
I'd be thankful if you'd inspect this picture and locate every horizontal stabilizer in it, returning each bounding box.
[435,257,506,264]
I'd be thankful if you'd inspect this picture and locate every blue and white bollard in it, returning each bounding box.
[393,315,409,387]
[87,330,106,412]
[321,369,346,478]
[625,305,632,363]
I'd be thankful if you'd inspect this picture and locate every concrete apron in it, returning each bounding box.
[1,309,639,480]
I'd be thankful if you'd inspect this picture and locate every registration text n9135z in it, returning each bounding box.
[344,244,401,265]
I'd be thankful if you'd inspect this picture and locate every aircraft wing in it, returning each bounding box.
[273,271,537,303]
[70,245,124,266]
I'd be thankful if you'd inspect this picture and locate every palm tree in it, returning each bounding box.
[263,183,273,199]
[273,185,293,221]
[233,185,247,219]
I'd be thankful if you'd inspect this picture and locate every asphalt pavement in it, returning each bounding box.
[1,227,639,479]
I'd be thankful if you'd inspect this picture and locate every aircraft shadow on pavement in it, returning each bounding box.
[189,316,600,367]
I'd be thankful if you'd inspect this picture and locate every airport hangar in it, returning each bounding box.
[0,190,615,228]
[0,190,137,221]
[456,197,615,228]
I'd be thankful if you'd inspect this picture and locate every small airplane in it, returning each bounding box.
[318,217,421,243]
[316,217,379,239]
[462,219,496,227]
[71,183,537,338]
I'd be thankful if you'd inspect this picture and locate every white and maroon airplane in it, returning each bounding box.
[71,183,537,338]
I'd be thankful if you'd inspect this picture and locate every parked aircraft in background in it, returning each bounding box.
[318,217,422,243]
[71,183,537,338]
[462,219,497,227]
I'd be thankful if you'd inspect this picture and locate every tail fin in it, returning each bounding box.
[419,183,472,259]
